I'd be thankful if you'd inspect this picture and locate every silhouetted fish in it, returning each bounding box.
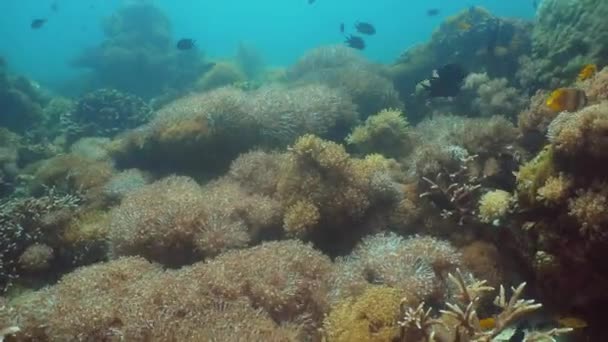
[427,8,440,16]
[340,23,344,33]
[355,21,376,35]
[345,34,365,50]
[176,39,196,50]
[31,19,47,29]
[420,63,467,98]
[308,0,315,4]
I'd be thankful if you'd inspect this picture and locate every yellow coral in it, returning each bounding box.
[323,285,403,342]
[478,190,512,224]
[516,146,556,207]
[291,134,350,171]
[536,173,572,205]
[283,200,320,237]
[346,108,411,158]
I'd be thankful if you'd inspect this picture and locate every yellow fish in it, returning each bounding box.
[546,88,587,112]
[555,316,588,329]
[577,64,597,81]
[479,317,496,330]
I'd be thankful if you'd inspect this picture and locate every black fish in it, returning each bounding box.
[345,34,365,50]
[308,0,315,4]
[355,21,376,35]
[176,38,196,50]
[427,8,440,16]
[340,22,344,33]
[31,19,46,29]
[421,63,467,98]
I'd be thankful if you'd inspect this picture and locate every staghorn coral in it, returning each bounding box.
[346,108,413,158]
[323,285,403,342]
[477,190,512,224]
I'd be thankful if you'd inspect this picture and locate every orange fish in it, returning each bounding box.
[577,64,597,81]
[479,317,496,330]
[546,88,587,112]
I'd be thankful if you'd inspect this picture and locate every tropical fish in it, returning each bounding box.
[420,63,467,98]
[577,64,597,81]
[554,316,588,329]
[355,21,376,35]
[546,88,587,112]
[30,19,47,29]
[344,34,365,50]
[479,317,496,330]
[427,8,440,16]
[176,38,196,50]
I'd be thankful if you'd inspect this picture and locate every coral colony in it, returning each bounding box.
[2,0,608,340]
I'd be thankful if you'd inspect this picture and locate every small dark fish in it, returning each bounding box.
[31,19,46,29]
[340,22,344,33]
[427,8,440,16]
[176,38,196,50]
[50,2,59,12]
[345,34,365,50]
[420,63,467,98]
[308,0,315,4]
[355,21,376,35]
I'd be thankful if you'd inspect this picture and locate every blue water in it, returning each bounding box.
[0,0,534,89]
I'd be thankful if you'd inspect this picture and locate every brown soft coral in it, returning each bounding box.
[568,183,608,241]
[277,135,403,243]
[548,102,608,159]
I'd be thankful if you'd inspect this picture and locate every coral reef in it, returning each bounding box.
[61,88,151,141]
[196,61,247,91]
[522,0,608,89]
[0,61,47,133]
[289,45,403,118]
[461,72,527,120]
[111,84,358,177]
[71,1,210,98]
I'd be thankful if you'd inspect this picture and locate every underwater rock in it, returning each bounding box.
[71,1,210,98]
